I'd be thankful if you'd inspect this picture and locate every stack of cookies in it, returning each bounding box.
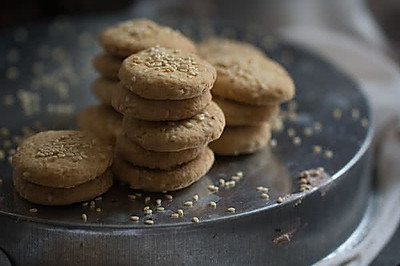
[78,19,197,144]
[198,39,295,155]
[12,131,113,205]
[112,46,225,192]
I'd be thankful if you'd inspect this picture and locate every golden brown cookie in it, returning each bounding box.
[198,39,295,105]
[12,130,113,188]
[92,53,122,80]
[112,147,214,192]
[99,19,196,58]
[115,133,204,170]
[123,101,225,152]
[213,96,279,126]
[209,124,271,155]
[13,169,113,206]
[91,77,119,105]
[77,105,122,144]
[119,46,216,100]
[112,84,212,121]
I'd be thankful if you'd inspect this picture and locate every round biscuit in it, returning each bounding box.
[92,53,122,80]
[91,77,119,105]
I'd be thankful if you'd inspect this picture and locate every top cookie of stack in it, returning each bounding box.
[198,38,295,155]
[111,44,224,191]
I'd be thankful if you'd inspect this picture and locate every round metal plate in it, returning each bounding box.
[0,17,373,265]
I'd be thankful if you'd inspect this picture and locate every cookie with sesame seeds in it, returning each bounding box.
[213,96,279,126]
[119,46,216,100]
[115,133,204,170]
[112,83,212,121]
[209,123,271,155]
[92,53,122,81]
[198,39,295,105]
[12,130,113,188]
[77,105,122,144]
[123,101,225,152]
[91,77,119,105]
[13,169,113,206]
[113,147,214,192]
[99,19,196,58]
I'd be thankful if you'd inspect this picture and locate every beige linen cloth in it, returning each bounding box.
[279,25,400,265]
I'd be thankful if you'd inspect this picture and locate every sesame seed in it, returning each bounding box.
[313,145,322,153]
[156,207,165,212]
[164,194,173,200]
[95,197,102,201]
[208,185,219,193]
[303,127,313,136]
[218,179,225,187]
[361,118,369,128]
[270,139,277,147]
[171,213,179,218]
[143,206,150,211]
[89,201,96,208]
[96,208,101,213]
[225,180,236,188]
[193,195,199,201]
[29,208,38,213]
[192,217,200,223]
[256,186,269,193]
[332,108,342,120]
[287,128,296,137]
[129,216,139,222]
[277,197,284,203]
[196,114,205,121]
[128,194,137,200]
[145,196,151,203]
[81,213,87,221]
[184,201,193,207]
[144,219,154,225]
[293,137,302,145]
[144,209,153,215]
[82,202,88,207]
[209,201,217,208]
[261,193,270,200]
[156,198,162,206]
[226,207,236,213]
[351,109,360,119]
[135,193,142,197]
[324,150,333,158]
[177,209,184,216]
[313,122,322,131]
[0,179,3,185]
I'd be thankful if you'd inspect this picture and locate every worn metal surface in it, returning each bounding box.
[0,18,373,265]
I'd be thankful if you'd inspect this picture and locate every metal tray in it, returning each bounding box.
[0,18,373,265]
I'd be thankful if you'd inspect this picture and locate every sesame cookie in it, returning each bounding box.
[119,46,217,100]
[77,105,122,144]
[213,96,279,126]
[198,39,295,105]
[115,133,204,170]
[209,124,271,155]
[13,169,113,206]
[99,19,196,58]
[112,84,212,121]
[123,101,225,152]
[113,147,214,191]
[91,77,119,105]
[92,53,122,80]
[12,130,113,188]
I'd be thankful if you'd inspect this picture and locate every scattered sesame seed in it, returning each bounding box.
[96,208,101,213]
[332,108,342,120]
[270,139,277,147]
[225,180,236,188]
[208,201,217,208]
[313,145,322,153]
[145,196,151,203]
[128,194,137,200]
[144,209,153,215]
[361,118,369,128]
[0,179,3,185]
[144,219,154,225]
[184,201,193,207]
[164,194,173,200]
[81,213,87,221]
[156,207,165,212]
[135,193,142,197]
[177,209,184,216]
[0,150,4,161]
[171,213,179,218]
[324,150,333,159]
[261,193,270,200]
[193,195,199,201]
[218,179,225,187]
[303,127,313,136]
[256,186,269,193]
[143,206,150,211]
[293,137,302,145]
[313,122,322,131]
[29,208,38,213]
[208,185,219,193]
[351,109,360,119]
[89,201,96,208]
[155,198,162,206]
[82,202,88,207]
[95,197,102,201]
[287,128,296,137]
[192,217,200,223]
[277,197,284,204]
[129,216,139,222]
[226,207,236,213]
